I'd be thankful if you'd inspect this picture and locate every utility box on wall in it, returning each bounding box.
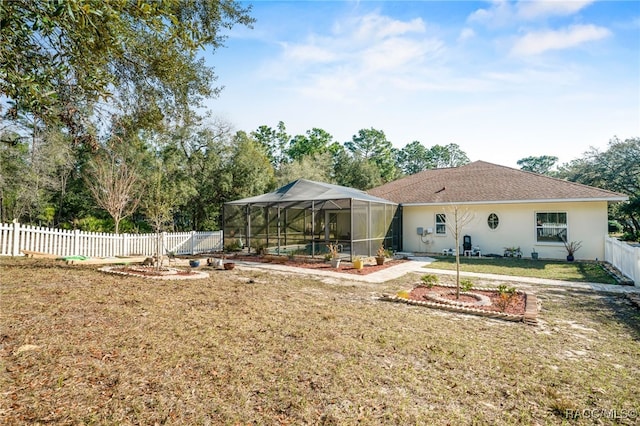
[417,227,423,235]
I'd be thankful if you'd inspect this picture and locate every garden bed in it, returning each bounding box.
[98,265,209,280]
[381,284,538,324]
[219,254,408,275]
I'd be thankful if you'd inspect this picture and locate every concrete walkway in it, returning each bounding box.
[230,256,640,294]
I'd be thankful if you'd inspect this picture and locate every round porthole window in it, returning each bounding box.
[488,213,499,230]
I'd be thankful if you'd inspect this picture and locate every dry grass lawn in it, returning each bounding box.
[1,258,639,425]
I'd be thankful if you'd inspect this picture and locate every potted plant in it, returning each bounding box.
[562,240,582,262]
[352,256,364,270]
[375,245,387,266]
[503,246,522,258]
[327,243,340,268]
[531,248,539,260]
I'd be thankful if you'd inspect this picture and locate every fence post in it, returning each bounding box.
[191,230,196,255]
[122,233,129,256]
[635,249,640,286]
[73,229,80,256]
[11,219,20,256]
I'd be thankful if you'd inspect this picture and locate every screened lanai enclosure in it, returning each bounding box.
[223,180,400,260]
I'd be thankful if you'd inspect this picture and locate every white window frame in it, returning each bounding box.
[535,211,567,243]
[435,213,447,235]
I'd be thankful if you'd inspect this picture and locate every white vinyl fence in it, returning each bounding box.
[605,236,640,285]
[0,221,223,258]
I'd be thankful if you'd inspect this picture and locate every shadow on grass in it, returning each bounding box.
[559,289,640,341]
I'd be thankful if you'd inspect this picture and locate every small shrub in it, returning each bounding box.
[608,220,622,233]
[497,284,516,296]
[376,245,391,258]
[621,230,640,242]
[76,216,113,232]
[420,274,438,288]
[460,279,473,293]
[495,285,517,312]
[255,245,267,255]
[224,238,243,252]
[326,243,339,259]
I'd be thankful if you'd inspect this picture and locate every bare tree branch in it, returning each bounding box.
[85,147,142,233]
[444,204,475,299]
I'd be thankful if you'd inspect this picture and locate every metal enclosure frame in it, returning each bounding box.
[223,180,399,260]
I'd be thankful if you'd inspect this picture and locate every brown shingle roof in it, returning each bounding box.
[367,161,628,205]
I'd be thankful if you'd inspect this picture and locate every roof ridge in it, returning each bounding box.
[368,163,466,195]
[485,161,626,197]
[367,160,628,203]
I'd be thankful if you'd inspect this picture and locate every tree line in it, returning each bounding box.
[1,1,637,239]
[0,114,470,232]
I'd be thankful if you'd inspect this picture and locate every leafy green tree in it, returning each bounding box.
[286,128,334,162]
[251,121,290,169]
[0,135,29,222]
[346,159,384,190]
[276,152,334,186]
[333,147,383,190]
[0,126,74,224]
[557,137,640,239]
[345,128,398,183]
[224,131,275,200]
[1,0,255,231]
[396,140,433,175]
[517,155,558,175]
[428,143,470,168]
[163,117,234,230]
[1,0,255,142]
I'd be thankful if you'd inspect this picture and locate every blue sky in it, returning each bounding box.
[205,0,640,168]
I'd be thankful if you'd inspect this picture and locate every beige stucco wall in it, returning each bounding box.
[402,201,608,260]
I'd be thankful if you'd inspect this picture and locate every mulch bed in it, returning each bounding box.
[220,254,408,275]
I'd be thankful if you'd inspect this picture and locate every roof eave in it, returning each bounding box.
[226,196,398,207]
[400,197,629,207]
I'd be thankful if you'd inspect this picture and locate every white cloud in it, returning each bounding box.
[337,13,427,42]
[511,24,611,56]
[281,42,338,64]
[468,0,514,27]
[263,12,445,99]
[468,0,596,26]
[458,27,476,42]
[360,37,443,72]
[517,0,595,20]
